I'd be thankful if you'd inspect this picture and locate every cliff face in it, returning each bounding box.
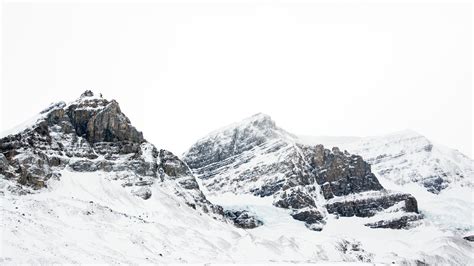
[184,114,420,231]
[298,131,473,194]
[0,91,222,217]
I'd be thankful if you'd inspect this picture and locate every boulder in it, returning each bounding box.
[463,235,474,242]
[291,208,325,231]
[224,209,263,229]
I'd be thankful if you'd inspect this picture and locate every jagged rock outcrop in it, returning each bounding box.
[325,192,418,217]
[365,214,421,229]
[301,145,384,198]
[463,235,474,242]
[0,91,222,218]
[224,209,263,229]
[290,208,325,231]
[184,113,421,230]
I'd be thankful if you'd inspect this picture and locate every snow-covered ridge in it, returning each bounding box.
[183,113,296,170]
[298,130,473,193]
[200,113,282,139]
[184,113,421,232]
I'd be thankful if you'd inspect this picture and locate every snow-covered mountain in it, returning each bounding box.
[183,113,473,264]
[0,90,220,217]
[298,130,473,194]
[184,113,422,231]
[1,103,472,264]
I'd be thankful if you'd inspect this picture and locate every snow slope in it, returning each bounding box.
[1,170,472,264]
[181,114,473,264]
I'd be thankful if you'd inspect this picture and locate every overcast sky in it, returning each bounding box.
[2,0,472,157]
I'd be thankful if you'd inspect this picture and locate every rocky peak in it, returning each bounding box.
[80,90,95,98]
[57,91,145,144]
[0,91,147,189]
[0,91,223,221]
[184,115,421,231]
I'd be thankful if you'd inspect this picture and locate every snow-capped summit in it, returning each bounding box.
[233,112,275,127]
[184,113,294,170]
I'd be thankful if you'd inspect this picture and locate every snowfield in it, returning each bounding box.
[1,169,472,264]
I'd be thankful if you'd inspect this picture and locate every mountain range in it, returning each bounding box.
[1,91,472,264]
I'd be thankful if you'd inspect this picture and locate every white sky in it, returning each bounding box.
[1,0,473,157]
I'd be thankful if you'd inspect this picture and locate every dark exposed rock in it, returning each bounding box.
[86,101,143,143]
[463,235,474,242]
[365,214,422,229]
[81,90,94,97]
[224,209,263,229]
[251,181,284,197]
[303,144,383,199]
[326,192,418,218]
[291,209,325,231]
[159,149,193,178]
[291,209,324,224]
[70,160,98,172]
[133,187,152,200]
[422,176,446,194]
[49,156,61,167]
[0,154,8,171]
[274,188,316,209]
[64,92,144,144]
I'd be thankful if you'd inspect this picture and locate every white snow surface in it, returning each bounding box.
[1,170,472,264]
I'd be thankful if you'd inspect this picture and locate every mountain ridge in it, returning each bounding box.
[1,101,472,264]
[184,113,422,231]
